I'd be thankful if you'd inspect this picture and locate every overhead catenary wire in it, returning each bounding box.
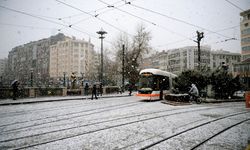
[127,2,237,40]
[56,0,134,37]
[224,0,245,11]
[59,0,137,31]
[0,5,112,45]
[155,25,240,48]
[97,0,195,42]
[0,22,54,30]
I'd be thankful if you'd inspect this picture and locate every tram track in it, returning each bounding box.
[1,103,242,135]
[136,111,250,150]
[0,104,245,150]
[0,101,143,133]
[0,97,136,118]
[190,118,250,150]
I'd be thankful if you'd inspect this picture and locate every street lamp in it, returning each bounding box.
[97,28,107,85]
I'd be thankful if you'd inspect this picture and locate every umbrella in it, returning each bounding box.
[11,79,18,86]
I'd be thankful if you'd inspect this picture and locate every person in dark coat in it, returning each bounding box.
[128,84,133,96]
[12,80,19,100]
[99,83,103,96]
[84,83,89,96]
[91,84,98,100]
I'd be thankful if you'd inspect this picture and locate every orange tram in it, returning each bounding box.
[136,68,177,101]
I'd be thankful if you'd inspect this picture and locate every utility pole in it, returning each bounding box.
[96,28,107,85]
[122,44,125,93]
[195,31,204,70]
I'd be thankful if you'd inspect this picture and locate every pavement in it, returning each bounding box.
[0,93,245,106]
[0,93,131,106]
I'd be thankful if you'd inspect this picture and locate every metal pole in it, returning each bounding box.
[195,31,204,70]
[96,28,107,85]
[101,37,103,85]
[122,44,125,92]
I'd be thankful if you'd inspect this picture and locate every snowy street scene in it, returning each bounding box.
[0,96,249,150]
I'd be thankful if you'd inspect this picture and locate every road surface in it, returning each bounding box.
[0,96,249,150]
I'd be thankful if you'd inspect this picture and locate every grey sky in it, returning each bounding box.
[0,0,249,59]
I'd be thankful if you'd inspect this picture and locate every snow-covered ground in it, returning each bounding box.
[0,96,249,150]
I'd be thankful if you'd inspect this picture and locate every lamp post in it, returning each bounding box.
[97,28,107,85]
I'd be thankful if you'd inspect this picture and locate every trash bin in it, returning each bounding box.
[245,91,250,108]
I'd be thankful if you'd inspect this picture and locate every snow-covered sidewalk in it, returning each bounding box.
[0,93,131,105]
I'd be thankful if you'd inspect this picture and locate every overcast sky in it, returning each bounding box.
[0,0,249,59]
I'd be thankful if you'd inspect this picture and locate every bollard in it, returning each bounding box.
[245,91,250,108]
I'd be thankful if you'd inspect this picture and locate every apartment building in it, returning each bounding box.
[49,37,98,81]
[241,9,250,61]
[141,46,241,75]
[6,33,66,85]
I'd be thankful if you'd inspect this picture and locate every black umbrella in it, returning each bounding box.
[11,79,18,86]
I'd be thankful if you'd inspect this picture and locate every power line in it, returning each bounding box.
[155,25,239,48]
[224,0,244,11]
[97,0,195,42]
[0,5,109,44]
[0,22,53,30]
[128,2,235,39]
[56,0,134,37]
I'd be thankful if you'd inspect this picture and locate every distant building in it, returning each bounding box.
[232,9,250,89]
[6,33,98,86]
[212,50,241,73]
[141,46,241,75]
[49,37,98,82]
[6,33,66,86]
[240,9,250,61]
[0,58,7,77]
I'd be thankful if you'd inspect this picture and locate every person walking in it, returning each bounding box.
[128,83,133,96]
[12,80,19,100]
[99,83,103,96]
[91,84,98,100]
[84,83,89,96]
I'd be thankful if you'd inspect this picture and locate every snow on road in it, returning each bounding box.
[0,96,249,150]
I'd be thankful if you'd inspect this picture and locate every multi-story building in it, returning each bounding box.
[6,33,66,86]
[6,33,99,86]
[49,37,97,82]
[141,46,241,75]
[240,9,250,61]
[232,9,250,89]
[212,50,241,72]
[0,58,7,77]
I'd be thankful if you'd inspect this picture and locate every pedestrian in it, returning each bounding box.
[99,83,103,96]
[84,83,89,96]
[11,80,19,100]
[91,84,98,100]
[128,84,133,96]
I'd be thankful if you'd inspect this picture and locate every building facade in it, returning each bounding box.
[240,9,250,61]
[141,46,241,75]
[6,33,66,86]
[0,58,7,77]
[5,33,99,87]
[49,37,98,82]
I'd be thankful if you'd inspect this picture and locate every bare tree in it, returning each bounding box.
[114,23,152,86]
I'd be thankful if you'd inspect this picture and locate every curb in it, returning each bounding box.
[0,95,131,106]
[202,99,245,103]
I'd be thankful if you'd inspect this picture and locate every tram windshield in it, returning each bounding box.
[138,73,170,91]
[138,74,154,91]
